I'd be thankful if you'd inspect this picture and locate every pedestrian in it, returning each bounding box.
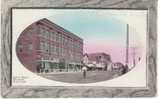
[82,66,87,79]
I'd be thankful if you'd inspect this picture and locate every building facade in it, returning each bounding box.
[83,53,111,70]
[16,18,83,73]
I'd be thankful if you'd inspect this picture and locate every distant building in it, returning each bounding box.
[16,18,83,73]
[83,53,111,70]
[111,62,124,71]
[110,62,128,75]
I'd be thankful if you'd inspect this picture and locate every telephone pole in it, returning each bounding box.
[125,24,129,67]
[132,47,136,67]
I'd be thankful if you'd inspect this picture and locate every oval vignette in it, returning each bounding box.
[16,18,143,84]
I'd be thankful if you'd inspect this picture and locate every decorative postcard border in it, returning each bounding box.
[1,0,157,97]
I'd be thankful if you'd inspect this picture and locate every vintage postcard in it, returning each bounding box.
[12,9,147,87]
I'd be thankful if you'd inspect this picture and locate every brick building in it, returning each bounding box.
[16,18,83,73]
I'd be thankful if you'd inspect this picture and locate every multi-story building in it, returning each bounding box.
[83,53,111,70]
[16,18,83,73]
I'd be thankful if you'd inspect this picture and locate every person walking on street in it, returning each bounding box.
[82,66,87,79]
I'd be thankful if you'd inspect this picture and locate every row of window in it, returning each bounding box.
[39,41,82,53]
[39,26,82,49]
[17,43,33,53]
[39,41,82,59]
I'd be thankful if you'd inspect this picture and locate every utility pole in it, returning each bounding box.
[125,24,129,67]
[132,47,136,67]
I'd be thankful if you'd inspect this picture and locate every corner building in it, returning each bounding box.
[16,18,83,73]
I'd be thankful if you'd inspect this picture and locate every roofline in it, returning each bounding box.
[37,18,83,42]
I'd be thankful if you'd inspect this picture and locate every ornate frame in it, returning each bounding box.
[1,0,157,97]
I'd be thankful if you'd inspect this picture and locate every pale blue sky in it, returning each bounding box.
[48,11,126,42]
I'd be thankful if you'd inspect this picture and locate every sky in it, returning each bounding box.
[13,9,147,68]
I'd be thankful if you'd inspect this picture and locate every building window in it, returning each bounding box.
[17,43,23,52]
[54,46,56,54]
[59,47,62,55]
[45,43,49,52]
[39,27,45,37]
[50,45,53,54]
[56,47,59,55]
[54,32,56,42]
[27,43,33,52]
[50,32,54,41]
[45,30,48,38]
[56,33,59,42]
[40,42,44,51]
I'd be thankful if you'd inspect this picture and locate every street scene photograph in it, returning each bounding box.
[15,9,143,83]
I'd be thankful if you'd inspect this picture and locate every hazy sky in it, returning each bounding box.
[47,11,126,51]
[13,9,147,67]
